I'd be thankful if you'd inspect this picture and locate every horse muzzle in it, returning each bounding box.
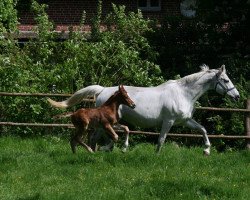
[233,94,240,101]
[130,103,136,109]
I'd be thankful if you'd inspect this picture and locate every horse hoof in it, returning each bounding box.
[203,150,210,156]
[99,146,111,152]
[121,148,127,153]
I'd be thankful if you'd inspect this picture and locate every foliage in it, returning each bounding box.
[0,0,18,31]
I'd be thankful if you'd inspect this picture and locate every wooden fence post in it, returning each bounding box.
[246,99,250,149]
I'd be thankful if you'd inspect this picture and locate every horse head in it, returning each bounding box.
[214,65,240,101]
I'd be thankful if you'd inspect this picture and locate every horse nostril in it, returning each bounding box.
[234,95,240,101]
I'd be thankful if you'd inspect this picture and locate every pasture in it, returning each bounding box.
[0,136,249,200]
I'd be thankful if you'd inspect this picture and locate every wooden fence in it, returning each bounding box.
[1,92,250,148]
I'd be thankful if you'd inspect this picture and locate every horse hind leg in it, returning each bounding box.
[156,119,174,153]
[90,128,106,152]
[99,140,114,152]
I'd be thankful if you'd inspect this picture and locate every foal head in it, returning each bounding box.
[114,85,136,109]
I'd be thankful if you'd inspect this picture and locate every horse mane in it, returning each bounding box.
[177,64,213,85]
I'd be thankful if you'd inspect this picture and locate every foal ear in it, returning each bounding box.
[119,85,125,91]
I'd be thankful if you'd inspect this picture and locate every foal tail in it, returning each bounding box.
[47,85,104,108]
[53,112,74,119]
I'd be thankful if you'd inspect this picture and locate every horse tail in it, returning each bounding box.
[53,112,74,119]
[47,85,104,108]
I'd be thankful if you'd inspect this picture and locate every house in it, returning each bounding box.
[17,0,196,38]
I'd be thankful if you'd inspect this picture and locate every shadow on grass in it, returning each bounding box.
[17,193,41,200]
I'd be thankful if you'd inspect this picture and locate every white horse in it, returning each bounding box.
[48,64,240,155]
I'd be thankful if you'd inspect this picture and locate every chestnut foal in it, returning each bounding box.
[54,85,136,153]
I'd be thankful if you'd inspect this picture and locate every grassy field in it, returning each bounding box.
[0,136,249,200]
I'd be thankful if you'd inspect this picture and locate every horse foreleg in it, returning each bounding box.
[186,119,211,155]
[156,120,174,153]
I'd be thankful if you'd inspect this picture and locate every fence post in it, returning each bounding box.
[246,99,250,149]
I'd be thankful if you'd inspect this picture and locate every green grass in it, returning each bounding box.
[0,136,249,200]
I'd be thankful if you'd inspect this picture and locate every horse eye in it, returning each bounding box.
[223,79,229,83]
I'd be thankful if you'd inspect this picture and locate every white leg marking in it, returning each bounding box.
[186,119,211,155]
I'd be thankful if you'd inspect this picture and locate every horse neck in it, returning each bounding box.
[180,72,214,102]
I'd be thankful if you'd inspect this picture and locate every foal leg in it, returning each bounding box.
[185,119,211,155]
[114,124,130,152]
[70,127,82,154]
[156,119,174,153]
[104,124,119,142]
[71,126,93,153]
[70,135,78,154]
[77,137,94,153]
[77,125,94,153]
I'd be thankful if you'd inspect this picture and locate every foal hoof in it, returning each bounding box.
[87,147,94,153]
[113,136,119,142]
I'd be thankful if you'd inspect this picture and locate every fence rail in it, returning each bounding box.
[1,92,250,146]
[0,92,95,102]
[195,107,250,113]
[1,122,250,139]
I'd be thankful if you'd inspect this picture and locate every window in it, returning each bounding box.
[138,0,161,11]
[180,0,197,18]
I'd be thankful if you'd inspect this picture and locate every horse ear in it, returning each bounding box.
[221,64,226,73]
[217,64,226,77]
[200,64,209,71]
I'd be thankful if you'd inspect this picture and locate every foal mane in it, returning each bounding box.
[102,91,119,106]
